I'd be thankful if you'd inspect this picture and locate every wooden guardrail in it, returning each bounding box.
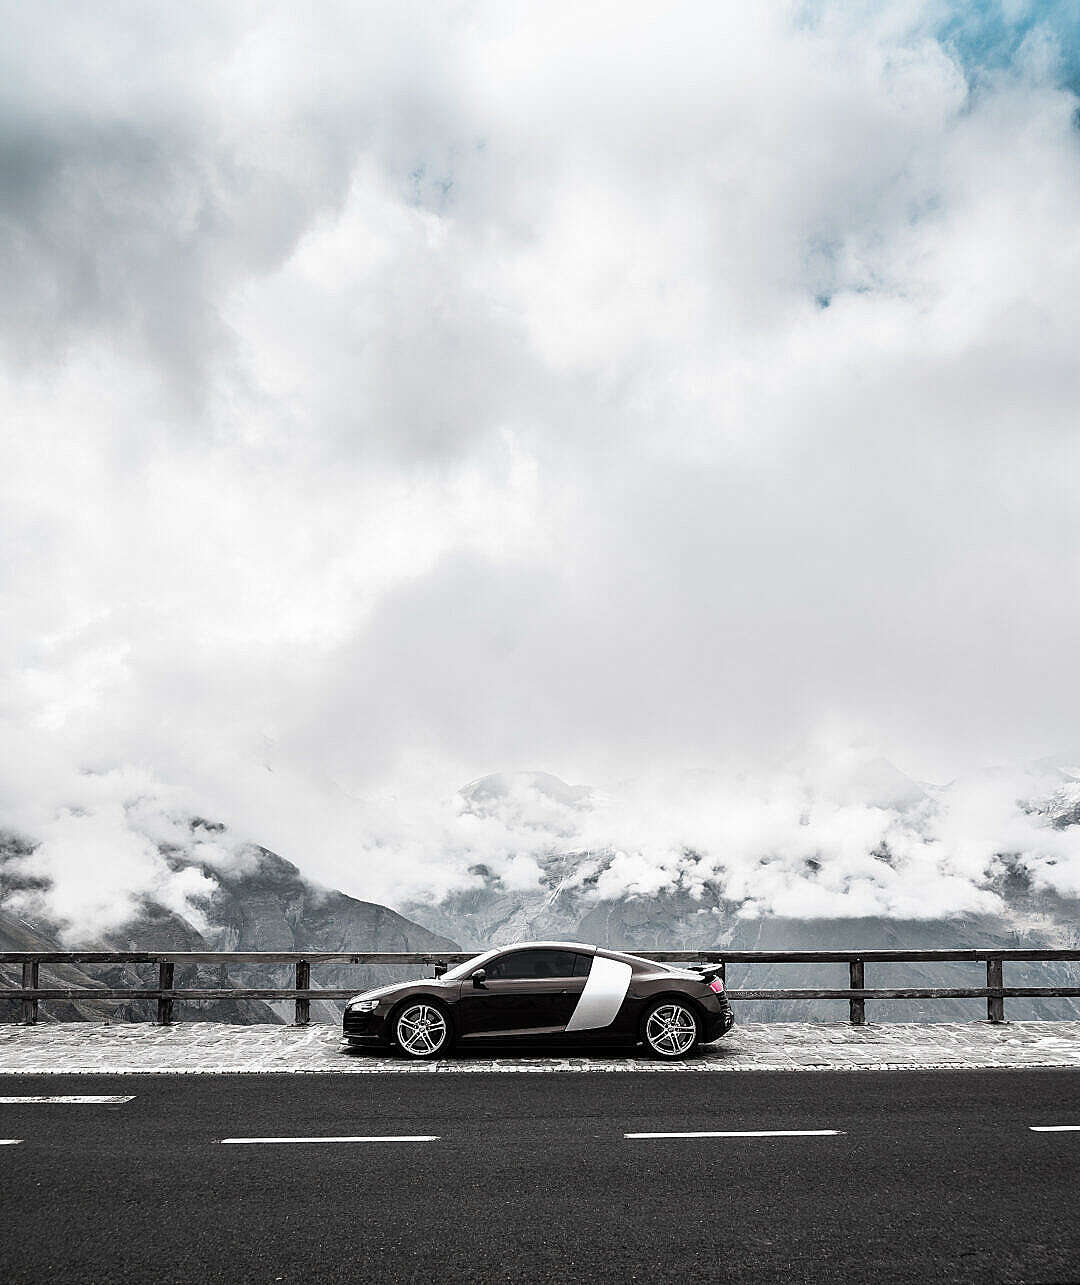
[3,948,1080,1028]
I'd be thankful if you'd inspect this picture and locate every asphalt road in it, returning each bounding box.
[1,1069,1079,1285]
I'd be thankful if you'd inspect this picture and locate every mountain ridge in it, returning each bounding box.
[5,761,1080,1024]
[0,828,458,1025]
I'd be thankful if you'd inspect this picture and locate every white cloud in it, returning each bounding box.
[2,2,1080,929]
[5,735,1080,939]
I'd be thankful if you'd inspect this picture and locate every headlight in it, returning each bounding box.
[349,999,380,1013]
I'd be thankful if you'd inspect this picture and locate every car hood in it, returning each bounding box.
[346,979,442,1006]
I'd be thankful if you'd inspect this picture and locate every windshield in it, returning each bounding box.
[440,949,499,981]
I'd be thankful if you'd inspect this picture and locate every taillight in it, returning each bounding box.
[708,977,724,994]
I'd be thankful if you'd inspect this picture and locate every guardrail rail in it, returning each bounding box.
[3,948,1080,1027]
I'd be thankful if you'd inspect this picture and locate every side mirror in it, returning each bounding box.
[470,968,486,987]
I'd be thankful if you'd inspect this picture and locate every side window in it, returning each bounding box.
[572,954,593,977]
[486,950,580,980]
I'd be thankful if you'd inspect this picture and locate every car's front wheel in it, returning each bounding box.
[393,1001,453,1059]
[642,999,700,1060]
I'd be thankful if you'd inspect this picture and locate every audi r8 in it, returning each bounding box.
[341,942,735,1060]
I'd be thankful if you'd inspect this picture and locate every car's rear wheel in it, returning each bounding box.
[394,1001,452,1059]
[642,999,700,1060]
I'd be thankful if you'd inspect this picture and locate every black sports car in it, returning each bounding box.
[341,941,735,1060]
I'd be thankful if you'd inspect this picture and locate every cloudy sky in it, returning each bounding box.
[3,2,1080,932]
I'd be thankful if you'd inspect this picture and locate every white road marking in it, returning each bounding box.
[0,1139,23,1145]
[219,1135,440,1145]
[625,1129,842,1139]
[1029,1125,1080,1132]
[0,1095,134,1104]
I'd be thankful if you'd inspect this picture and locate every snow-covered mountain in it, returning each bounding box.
[4,757,1080,1024]
[399,765,1080,1022]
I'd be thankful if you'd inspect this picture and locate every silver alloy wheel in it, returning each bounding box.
[396,1004,448,1057]
[645,1003,698,1057]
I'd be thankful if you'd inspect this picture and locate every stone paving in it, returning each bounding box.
[1,1020,1079,1074]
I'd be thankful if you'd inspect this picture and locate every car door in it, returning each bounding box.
[456,948,592,1038]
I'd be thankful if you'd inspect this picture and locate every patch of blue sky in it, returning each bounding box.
[935,0,1080,94]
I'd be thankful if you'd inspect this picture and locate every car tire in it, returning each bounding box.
[392,1000,454,1060]
[642,998,700,1060]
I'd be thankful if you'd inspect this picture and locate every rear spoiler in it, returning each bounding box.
[684,962,724,983]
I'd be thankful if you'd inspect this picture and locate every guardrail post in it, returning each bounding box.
[986,957,1005,1023]
[156,960,174,1026]
[294,960,310,1026]
[849,958,865,1026]
[21,960,39,1025]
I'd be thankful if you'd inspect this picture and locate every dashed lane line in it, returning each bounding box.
[1029,1125,1080,1132]
[0,1096,134,1104]
[625,1129,843,1139]
[0,1139,22,1145]
[218,1135,440,1145]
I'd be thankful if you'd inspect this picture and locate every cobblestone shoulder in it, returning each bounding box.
[1,1020,1079,1074]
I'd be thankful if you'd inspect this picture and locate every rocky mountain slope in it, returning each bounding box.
[0,826,458,1025]
[400,768,1080,1023]
[5,761,1080,1027]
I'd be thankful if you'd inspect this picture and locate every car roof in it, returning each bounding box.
[482,942,674,973]
[470,942,687,977]
[486,941,597,954]
[596,947,675,970]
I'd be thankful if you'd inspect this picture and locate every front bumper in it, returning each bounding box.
[342,1007,393,1047]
